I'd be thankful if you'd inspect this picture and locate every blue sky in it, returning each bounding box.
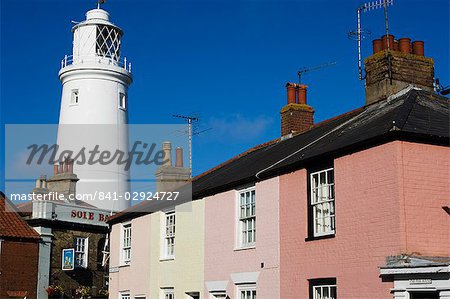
[1,0,449,191]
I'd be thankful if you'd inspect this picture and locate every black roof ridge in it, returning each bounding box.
[392,89,419,131]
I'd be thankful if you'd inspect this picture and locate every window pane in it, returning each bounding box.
[312,174,318,188]
[330,286,336,299]
[320,171,326,185]
[314,287,321,299]
[239,189,255,246]
[165,213,175,257]
[311,168,335,236]
[313,285,336,299]
[323,286,329,298]
[327,170,334,184]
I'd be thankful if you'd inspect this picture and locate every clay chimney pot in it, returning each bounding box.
[175,147,184,168]
[372,39,383,54]
[412,41,425,56]
[286,83,296,104]
[398,38,411,54]
[297,85,307,105]
[382,34,395,50]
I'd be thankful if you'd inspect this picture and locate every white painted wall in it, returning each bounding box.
[108,200,205,299]
[57,9,132,212]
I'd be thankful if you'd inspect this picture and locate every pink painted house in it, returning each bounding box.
[203,177,280,298]
[194,34,449,299]
[279,140,449,298]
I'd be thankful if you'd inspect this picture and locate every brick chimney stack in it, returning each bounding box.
[365,34,435,105]
[46,158,79,198]
[155,142,190,192]
[31,175,49,195]
[280,83,314,136]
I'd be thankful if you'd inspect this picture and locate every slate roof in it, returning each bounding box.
[0,192,40,240]
[191,88,448,198]
[108,88,449,224]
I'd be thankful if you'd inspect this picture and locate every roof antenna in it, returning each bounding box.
[348,8,371,80]
[297,62,337,84]
[173,114,211,177]
[348,0,394,81]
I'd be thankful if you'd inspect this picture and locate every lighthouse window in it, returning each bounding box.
[119,92,127,110]
[71,90,79,105]
[96,25,121,61]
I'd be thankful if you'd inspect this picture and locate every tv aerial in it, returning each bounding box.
[348,0,394,80]
[297,62,337,84]
[173,114,211,177]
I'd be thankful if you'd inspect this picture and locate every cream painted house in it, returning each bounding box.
[108,200,204,299]
[108,143,203,299]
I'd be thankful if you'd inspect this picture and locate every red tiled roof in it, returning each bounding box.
[0,193,40,239]
[16,201,33,217]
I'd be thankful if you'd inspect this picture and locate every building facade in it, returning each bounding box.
[19,160,112,299]
[104,31,449,299]
[0,194,41,299]
[108,143,203,299]
[279,140,449,298]
[203,177,280,298]
[108,200,204,299]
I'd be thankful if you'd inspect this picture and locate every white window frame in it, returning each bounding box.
[119,92,127,110]
[121,222,132,265]
[209,292,226,299]
[313,284,337,299]
[70,89,79,105]
[310,168,335,237]
[74,236,88,268]
[162,210,175,259]
[120,292,131,299]
[237,284,256,299]
[161,288,174,299]
[237,187,256,248]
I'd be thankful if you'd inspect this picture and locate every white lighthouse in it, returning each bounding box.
[57,7,132,211]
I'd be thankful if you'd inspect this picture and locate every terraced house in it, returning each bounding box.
[107,35,449,299]
[108,144,203,299]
